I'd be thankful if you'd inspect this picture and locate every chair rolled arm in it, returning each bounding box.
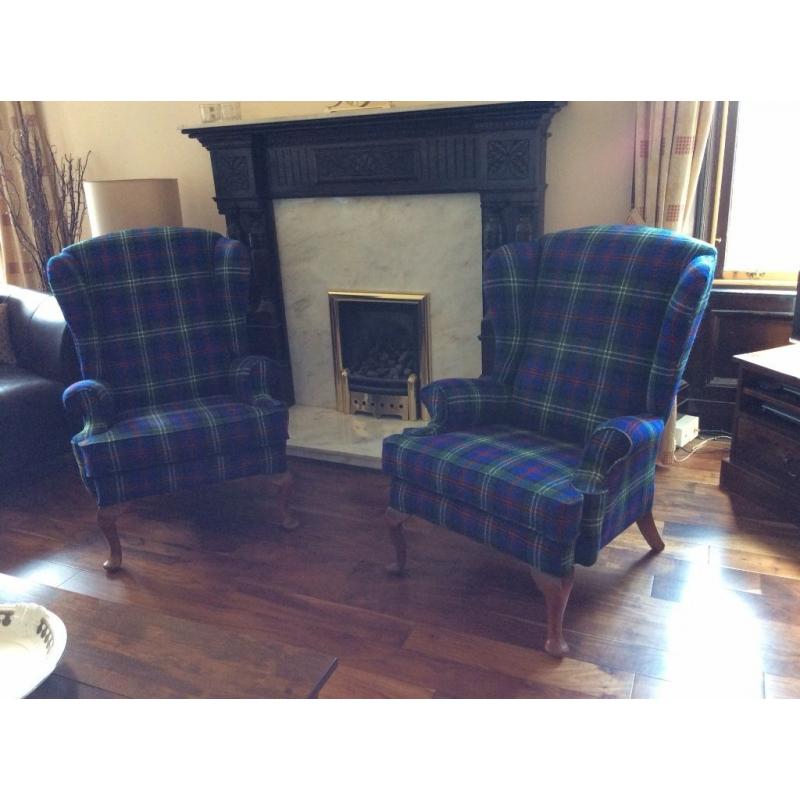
[62,379,116,437]
[230,355,283,408]
[572,415,664,494]
[405,377,511,437]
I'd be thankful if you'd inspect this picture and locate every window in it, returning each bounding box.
[698,101,800,284]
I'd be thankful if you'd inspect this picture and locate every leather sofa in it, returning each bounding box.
[0,283,80,477]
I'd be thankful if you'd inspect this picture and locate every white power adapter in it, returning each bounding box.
[674,414,700,448]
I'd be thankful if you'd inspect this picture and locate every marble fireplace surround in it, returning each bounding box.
[275,193,480,411]
[183,102,563,465]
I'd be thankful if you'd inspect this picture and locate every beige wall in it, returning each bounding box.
[40,101,232,236]
[38,100,636,238]
[546,101,636,230]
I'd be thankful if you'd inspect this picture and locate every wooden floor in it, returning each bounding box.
[2,439,799,699]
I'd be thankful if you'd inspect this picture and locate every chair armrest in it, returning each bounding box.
[230,355,283,408]
[62,379,116,437]
[572,415,664,494]
[406,377,511,436]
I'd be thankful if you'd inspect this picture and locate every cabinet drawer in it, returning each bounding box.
[735,415,800,488]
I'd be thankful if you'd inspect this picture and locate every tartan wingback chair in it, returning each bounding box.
[47,227,296,572]
[382,225,716,656]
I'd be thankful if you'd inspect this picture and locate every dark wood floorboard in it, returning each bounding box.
[2,440,799,698]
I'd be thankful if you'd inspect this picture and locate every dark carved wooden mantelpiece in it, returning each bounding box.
[183,102,564,403]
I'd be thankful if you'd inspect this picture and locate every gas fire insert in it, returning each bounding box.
[329,291,431,420]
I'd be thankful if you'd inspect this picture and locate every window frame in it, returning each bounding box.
[696,101,798,288]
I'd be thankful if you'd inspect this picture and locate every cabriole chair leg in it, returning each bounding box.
[530,566,575,657]
[384,506,410,576]
[97,505,123,572]
[636,510,665,552]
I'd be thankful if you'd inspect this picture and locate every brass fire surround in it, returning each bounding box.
[328,290,431,421]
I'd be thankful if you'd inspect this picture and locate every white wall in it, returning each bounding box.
[38,100,637,239]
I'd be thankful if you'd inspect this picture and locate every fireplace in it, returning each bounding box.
[182,104,563,466]
[329,291,431,420]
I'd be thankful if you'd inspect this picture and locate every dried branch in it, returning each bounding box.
[0,102,90,290]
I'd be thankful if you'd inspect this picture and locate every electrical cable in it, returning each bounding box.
[673,433,732,463]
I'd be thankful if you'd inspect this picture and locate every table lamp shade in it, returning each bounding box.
[84,178,183,236]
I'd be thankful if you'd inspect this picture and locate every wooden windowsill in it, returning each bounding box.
[713,278,797,291]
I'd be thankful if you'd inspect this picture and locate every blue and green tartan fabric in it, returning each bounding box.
[384,425,584,537]
[389,478,577,576]
[383,225,715,575]
[230,355,284,406]
[48,227,251,413]
[482,240,541,384]
[405,378,511,435]
[507,226,715,444]
[62,379,115,437]
[73,394,287,479]
[47,227,288,507]
[572,414,664,495]
[91,447,287,507]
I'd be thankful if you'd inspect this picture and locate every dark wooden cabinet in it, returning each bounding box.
[684,285,796,432]
[720,344,800,521]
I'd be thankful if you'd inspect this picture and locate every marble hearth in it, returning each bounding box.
[286,405,424,469]
[276,193,482,467]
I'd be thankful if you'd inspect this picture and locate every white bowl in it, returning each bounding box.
[0,603,68,698]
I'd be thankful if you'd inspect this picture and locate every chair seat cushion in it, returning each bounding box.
[74,395,288,478]
[389,477,577,575]
[383,425,584,538]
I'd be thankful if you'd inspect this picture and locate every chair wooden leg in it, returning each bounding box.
[384,507,410,576]
[97,506,123,572]
[636,510,665,552]
[530,566,575,657]
[266,472,300,530]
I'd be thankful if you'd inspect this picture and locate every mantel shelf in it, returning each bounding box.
[180,102,497,133]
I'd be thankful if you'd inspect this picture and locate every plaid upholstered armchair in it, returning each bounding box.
[47,227,295,571]
[382,225,716,656]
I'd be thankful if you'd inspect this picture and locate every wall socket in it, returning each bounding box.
[199,103,221,123]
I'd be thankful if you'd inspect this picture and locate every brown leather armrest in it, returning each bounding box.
[1,284,79,384]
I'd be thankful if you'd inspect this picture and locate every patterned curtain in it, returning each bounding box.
[0,101,52,290]
[629,101,715,232]
[628,101,715,464]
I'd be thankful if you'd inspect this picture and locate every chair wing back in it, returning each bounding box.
[47,227,250,413]
[499,225,715,446]
[483,240,542,384]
